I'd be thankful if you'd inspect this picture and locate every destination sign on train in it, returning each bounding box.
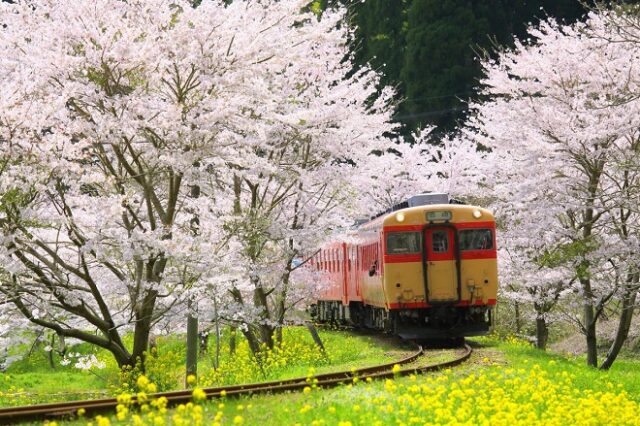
[426,211,452,221]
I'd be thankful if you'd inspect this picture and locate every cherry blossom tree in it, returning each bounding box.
[0,0,400,367]
[219,50,399,350]
[216,78,491,352]
[469,12,640,367]
[354,130,491,212]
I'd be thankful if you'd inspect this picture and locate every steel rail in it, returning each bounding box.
[0,343,471,425]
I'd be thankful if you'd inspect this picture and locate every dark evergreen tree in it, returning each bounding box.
[400,0,592,135]
[402,0,491,133]
[329,0,595,136]
[349,0,407,89]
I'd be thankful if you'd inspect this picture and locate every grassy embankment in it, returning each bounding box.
[3,331,640,425]
[170,336,640,426]
[0,327,408,407]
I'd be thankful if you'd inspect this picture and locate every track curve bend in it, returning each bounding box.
[0,343,472,424]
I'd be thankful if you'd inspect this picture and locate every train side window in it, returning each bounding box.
[459,229,494,250]
[386,232,422,254]
[431,231,449,253]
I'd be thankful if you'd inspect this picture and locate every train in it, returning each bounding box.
[309,193,498,339]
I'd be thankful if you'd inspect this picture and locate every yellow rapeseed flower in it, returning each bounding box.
[136,375,150,389]
[300,404,312,414]
[95,415,111,426]
[117,393,133,405]
[186,374,197,385]
[192,387,207,402]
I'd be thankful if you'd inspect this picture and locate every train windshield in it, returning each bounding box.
[386,232,422,254]
[459,229,494,250]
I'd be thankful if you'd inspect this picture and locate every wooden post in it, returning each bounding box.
[306,323,327,358]
[185,301,198,386]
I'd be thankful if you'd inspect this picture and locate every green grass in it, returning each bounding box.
[0,327,409,408]
[490,336,640,401]
[6,333,640,425]
[190,336,640,426]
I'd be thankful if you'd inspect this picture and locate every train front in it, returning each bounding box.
[382,203,498,339]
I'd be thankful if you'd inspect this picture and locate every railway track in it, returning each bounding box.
[0,342,472,425]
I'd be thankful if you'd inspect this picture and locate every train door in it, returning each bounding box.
[424,227,458,302]
[355,246,361,297]
[341,243,348,305]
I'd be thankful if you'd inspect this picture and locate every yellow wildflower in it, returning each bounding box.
[95,416,111,426]
[186,374,197,385]
[136,375,150,389]
[192,387,207,402]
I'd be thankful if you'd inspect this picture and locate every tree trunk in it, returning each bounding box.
[47,334,56,369]
[584,303,598,368]
[600,285,637,370]
[229,326,237,356]
[210,297,220,368]
[199,332,208,354]
[514,301,521,334]
[274,268,293,345]
[252,276,274,349]
[535,316,548,350]
[130,290,158,370]
[580,274,598,367]
[241,327,262,355]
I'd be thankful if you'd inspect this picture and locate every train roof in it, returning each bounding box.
[359,203,495,230]
[367,192,464,222]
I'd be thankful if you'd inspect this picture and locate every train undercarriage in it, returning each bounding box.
[311,300,491,340]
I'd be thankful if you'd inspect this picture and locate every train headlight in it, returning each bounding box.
[395,212,405,223]
[472,209,482,219]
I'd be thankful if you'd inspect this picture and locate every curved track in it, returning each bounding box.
[0,343,471,425]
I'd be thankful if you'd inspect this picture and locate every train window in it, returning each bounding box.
[459,229,493,250]
[386,232,422,254]
[431,231,449,253]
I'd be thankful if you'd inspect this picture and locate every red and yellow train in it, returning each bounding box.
[310,193,498,339]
